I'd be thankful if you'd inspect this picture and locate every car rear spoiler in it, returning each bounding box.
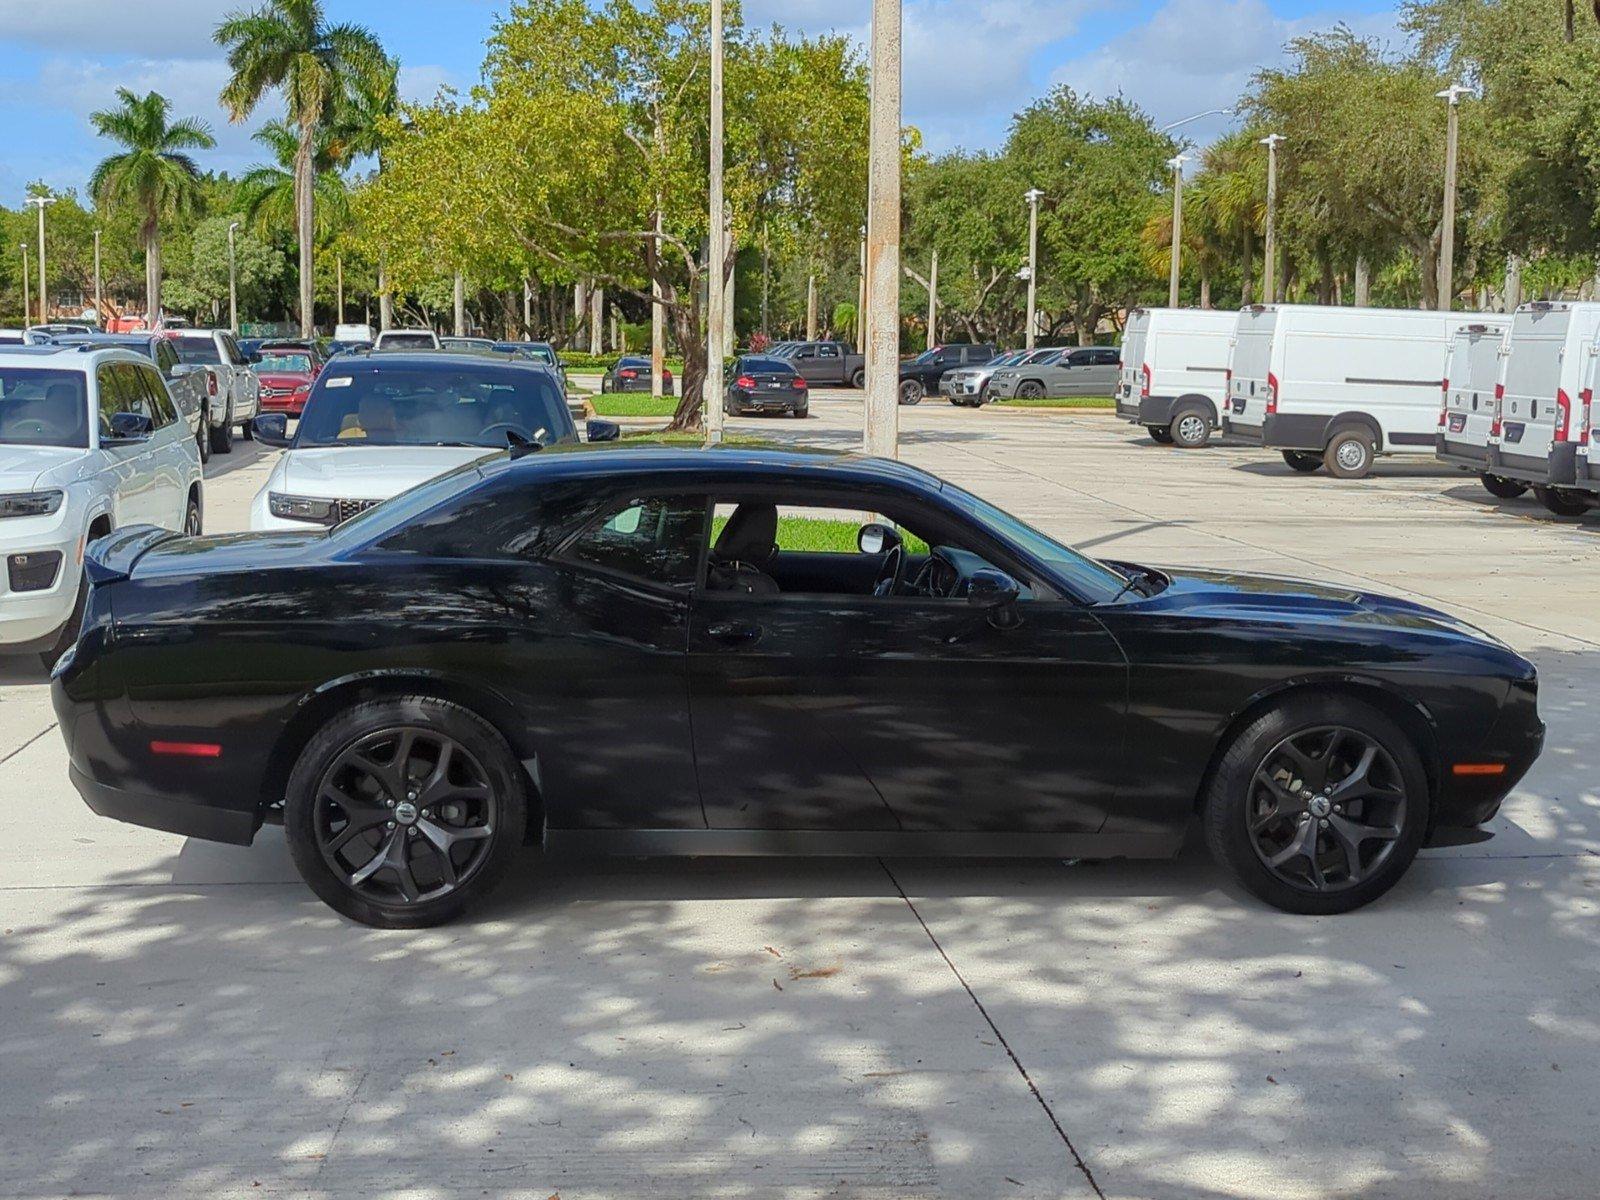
[84,525,184,585]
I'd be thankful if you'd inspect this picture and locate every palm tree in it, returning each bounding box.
[88,89,215,322]
[215,0,387,336]
[238,120,349,241]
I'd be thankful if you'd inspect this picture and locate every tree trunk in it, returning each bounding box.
[1240,228,1254,305]
[294,122,316,338]
[1353,256,1372,306]
[666,283,706,431]
[143,216,161,322]
[378,254,393,331]
[1199,272,1212,309]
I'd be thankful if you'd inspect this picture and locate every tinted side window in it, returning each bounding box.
[818,344,840,359]
[156,340,179,377]
[95,365,121,432]
[140,366,178,427]
[558,495,707,588]
[112,364,154,420]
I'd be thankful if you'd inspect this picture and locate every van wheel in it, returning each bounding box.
[209,407,234,454]
[851,368,866,389]
[1533,486,1590,517]
[1479,473,1527,499]
[1282,450,1322,473]
[1324,429,1375,479]
[898,379,924,405]
[1147,425,1174,444]
[1171,407,1212,448]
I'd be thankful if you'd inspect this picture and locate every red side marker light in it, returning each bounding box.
[150,740,222,758]
[1451,762,1505,777]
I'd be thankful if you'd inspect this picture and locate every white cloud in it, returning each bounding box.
[399,63,458,105]
[0,0,229,57]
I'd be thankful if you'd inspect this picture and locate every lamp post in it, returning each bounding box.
[1023,188,1042,349]
[705,0,726,445]
[1259,134,1284,303]
[1436,84,1472,311]
[227,221,240,334]
[24,194,55,325]
[925,248,938,350]
[1166,155,1188,308]
[19,243,29,325]
[862,0,902,458]
[93,228,102,328]
[856,224,867,348]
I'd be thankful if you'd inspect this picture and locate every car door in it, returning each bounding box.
[154,338,201,437]
[96,362,163,526]
[688,488,1129,835]
[220,333,259,419]
[789,344,826,384]
[133,362,191,524]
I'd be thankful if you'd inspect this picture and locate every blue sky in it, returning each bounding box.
[0,0,1402,200]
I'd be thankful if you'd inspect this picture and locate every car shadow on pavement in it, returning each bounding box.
[1229,459,1464,480]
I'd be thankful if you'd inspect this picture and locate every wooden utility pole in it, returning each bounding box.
[1024,188,1041,349]
[925,249,938,349]
[862,0,902,458]
[93,229,102,327]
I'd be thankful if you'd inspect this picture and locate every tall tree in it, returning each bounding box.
[237,120,350,242]
[88,89,215,322]
[215,0,388,336]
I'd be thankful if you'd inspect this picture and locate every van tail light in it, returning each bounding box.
[1438,377,1450,427]
[1140,363,1151,398]
[1491,383,1505,438]
[1224,367,1233,392]
[1582,388,1594,447]
[206,372,217,397]
[1266,371,1280,414]
[735,375,755,389]
[1555,388,1572,442]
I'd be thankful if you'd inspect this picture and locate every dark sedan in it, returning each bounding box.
[725,355,809,417]
[600,356,673,395]
[54,449,1542,928]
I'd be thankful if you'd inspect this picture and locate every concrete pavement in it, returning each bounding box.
[1,397,1596,1199]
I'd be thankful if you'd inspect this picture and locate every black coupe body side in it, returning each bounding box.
[54,447,1543,926]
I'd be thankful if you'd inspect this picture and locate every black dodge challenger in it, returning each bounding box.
[53,447,1543,927]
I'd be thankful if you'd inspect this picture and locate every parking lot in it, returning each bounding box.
[3,394,1598,1199]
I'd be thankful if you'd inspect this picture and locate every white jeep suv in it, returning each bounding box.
[0,345,203,665]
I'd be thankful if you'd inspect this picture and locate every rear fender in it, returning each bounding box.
[84,525,183,585]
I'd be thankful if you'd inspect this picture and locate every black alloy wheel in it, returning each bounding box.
[899,379,924,405]
[1017,381,1046,401]
[1479,474,1527,500]
[285,698,525,927]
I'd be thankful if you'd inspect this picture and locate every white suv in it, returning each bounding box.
[0,346,203,665]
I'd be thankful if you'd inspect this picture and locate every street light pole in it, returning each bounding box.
[856,225,867,348]
[1023,188,1042,350]
[227,221,240,334]
[862,0,902,458]
[1436,84,1472,312]
[25,194,55,326]
[1167,155,1188,308]
[93,228,102,327]
[925,248,938,350]
[1259,134,1284,304]
[705,0,726,445]
[19,244,29,325]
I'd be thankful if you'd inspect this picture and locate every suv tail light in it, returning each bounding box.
[1266,371,1280,414]
[1556,388,1572,442]
[1140,363,1151,399]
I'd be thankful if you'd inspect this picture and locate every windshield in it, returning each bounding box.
[258,352,313,374]
[0,368,90,448]
[987,351,1024,367]
[738,357,795,374]
[380,332,436,348]
[496,343,555,364]
[169,337,221,365]
[296,365,568,449]
[939,481,1128,603]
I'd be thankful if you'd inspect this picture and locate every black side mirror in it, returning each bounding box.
[857,521,902,555]
[967,567,1021,608]
[253,411,292,446]
[107,411,154,441]
[247,351,262,364]
[586,418,621,443]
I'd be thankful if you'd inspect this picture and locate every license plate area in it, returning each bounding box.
[1504,422,1525,444]
[1448,413,1467,433]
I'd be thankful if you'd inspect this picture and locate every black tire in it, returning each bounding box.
[977,383,991,406]
[1479,473,1527,499]
[1282,450,1322,473]
[209,405,234,454]
[38,572,88,671]
[284,696,528,928]
[1016,380,1046,401]
[1323,428,1375,479]
[1147,425,1174,444]
[898,379,923,406]
[1533,485,1590,516]
[1202,695,1429,915]
[850,368,866,389]
[240,416,254,441]
[196,407,211,465]
[1170,406,1212,448]
[791,406,808,418]
[183,492,202,536]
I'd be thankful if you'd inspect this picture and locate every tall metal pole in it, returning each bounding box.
[19,244,28,326]
[1436,84,1471,312]
[336,254,345,324]
[805,273,817,341]
[925,248,938,350]
[761,226,770,337]
[1024,188,1041,350]
[1260,134,1283,304]
[93,228,102,327]
[523,276,532,337]
[1167,156,1188,308]
[26,195,55,325]
[227,221,240,334]
[705,0,726,444]
[862,0,902,458]
[856,226,867,348]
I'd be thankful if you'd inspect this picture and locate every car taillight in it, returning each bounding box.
[206,373,217,397]
[791,376,807,389]
[1555,388,1572,442]
[619,368,637,379]
[735,375,755,389]
[663,370,673,382]
[1490,383,1505,437]
[1438,377,1450,427]
[1140,363,1151,399]
[1266,371,1280,413]
[1582,388,1594,447]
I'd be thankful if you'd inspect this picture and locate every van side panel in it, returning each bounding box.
[1492,304,1600,486]
[1142,311,1235,427]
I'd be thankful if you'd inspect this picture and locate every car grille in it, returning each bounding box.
[336,498,381,524]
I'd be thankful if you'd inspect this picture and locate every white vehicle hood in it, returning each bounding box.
[273,445,498,500]
[0,445,82,493]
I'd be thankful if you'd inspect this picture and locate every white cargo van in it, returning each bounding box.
[1485,301,1600,515]
[1571,331,1600,506]
[1224,304,1495,478]
[1114,307,1236,447]
[1434,318,1518,497]
[1220,305,1276,444]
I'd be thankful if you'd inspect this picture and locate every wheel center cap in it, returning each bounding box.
[394,800,419,825]
[1309,796,1332,819]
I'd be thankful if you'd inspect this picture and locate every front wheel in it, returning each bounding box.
[1533,485,1590,516]
[898,379,924,406]
[1323,429,1375,479]
[1282,450,1322,473]
[1170,407,1212,448]
[1480,473,1527,499]
[1202,697,1428,914]
[284,697,527,928]
[196,407,211,465]
[240,415,254,441]
[209,405,234,454]
[182,493,202,536]
[1148,425,1174,444]
[38,573,87,671]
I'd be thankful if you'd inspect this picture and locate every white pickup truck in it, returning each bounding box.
[163,329,261,453]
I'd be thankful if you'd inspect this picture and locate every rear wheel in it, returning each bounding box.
[284,697,527,928]
[898,379,924,405]
[209,404,234,454]
[850,368,866,389]
[240,416,254,441]
[1202,696,1428,914]
[1282,450,1322,473]
[1479,473,1527,499]
[1170,406,1212,448]
[1323,429,1375,479]
[183,492,202,536]
[1147,425,1174,444]
[196,406,211,465]
[1533,485,1590,516]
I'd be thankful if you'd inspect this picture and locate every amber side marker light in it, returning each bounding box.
[1452,762,1506,777]
[150,741,223,758]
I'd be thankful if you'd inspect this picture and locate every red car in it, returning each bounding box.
[253,342,324,415]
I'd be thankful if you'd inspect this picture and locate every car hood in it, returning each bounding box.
[257,371,313,389]
[0,444,82,492]
[274,445,499,500]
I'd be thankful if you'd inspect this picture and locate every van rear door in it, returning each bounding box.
[1496,306,1569,481]
[1225,309,1276,438]
[1117,311,1150,419]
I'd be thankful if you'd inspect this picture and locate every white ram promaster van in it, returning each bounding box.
[1221,305,1277,444]
[1435,318,1517,497]
[1485,301,1600,516]
[1225,304,1495,478]
[1115,307,1236,447]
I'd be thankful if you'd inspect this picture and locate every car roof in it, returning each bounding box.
[325,349,556,375]
[0,344,148,368]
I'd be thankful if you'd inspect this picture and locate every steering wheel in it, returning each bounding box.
[872,542,904,598]
[480,422,533,447]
